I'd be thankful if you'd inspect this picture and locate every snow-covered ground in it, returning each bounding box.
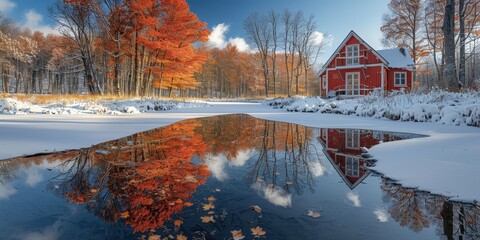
[0,97,209,115]
[1,97,479,203]
[266,90,480,127]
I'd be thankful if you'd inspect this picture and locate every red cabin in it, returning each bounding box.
[318,30,414,98]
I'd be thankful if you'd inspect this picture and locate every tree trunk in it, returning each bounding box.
[442,0,459,91]
[459,0,466,88]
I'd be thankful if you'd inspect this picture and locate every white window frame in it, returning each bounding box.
[321,129,328,141]
[346,156,360,177]
[346,44,360,66]
[345,129,360,149]
[394,72,407,87]
[322,75,327,89]
[345,72,360,96]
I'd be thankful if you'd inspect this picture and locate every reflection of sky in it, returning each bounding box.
[251,180,292,208]
[0,183,17,200]
[374,208,389,223]
[14,221,61,240]
[204,150,254,181]
[310,161,325,177]
[347,191,362,207]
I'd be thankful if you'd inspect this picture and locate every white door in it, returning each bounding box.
[345,72,360,95]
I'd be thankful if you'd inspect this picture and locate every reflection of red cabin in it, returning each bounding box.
[318,30,414,98]
[318,129,384,189]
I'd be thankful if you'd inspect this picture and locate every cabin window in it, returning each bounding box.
[394,72,406,86]
[346,44,359,66]
[322,75,327,89]
[346,156,359,177]
[345,129,360,149]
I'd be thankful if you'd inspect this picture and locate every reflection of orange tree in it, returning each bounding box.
[381,177,480,238]
[381,179,430,232]
[197,114,257,158]
[56,119,210,233]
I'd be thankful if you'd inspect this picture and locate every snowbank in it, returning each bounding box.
[266,90,480,127]
[0,97,209,115]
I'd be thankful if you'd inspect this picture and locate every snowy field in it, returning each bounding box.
[0,97,209,115]
[1,95,480,203]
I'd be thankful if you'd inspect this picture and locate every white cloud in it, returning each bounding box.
[251,180,292,208]
[16,221,61,240]
[0,0,15,13]
[230,150,253,167]
[374,208,389,222]
[204,150,254,181]
[309,161,325,177]
[22,9,58,35]
[204,153,228,181]
[346,191,361,207]
[24,167,43,187]
[312,31,334,47]
[207,23,250,52]
[0,183,17,200]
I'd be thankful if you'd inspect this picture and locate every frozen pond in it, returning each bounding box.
[0,114,478,239]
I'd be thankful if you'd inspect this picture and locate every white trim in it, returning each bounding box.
[324,63,385,71]
[394,72,407,87]
[317,30,390,76]
[381,65,385,94]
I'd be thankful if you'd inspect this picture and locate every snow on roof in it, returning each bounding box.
[377,48,414,69]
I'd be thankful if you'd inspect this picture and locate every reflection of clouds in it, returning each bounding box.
[374,208,389,222]
[24,167,43,187]
[14,221,61,240]
[347,191,361,207]
[230,150,253,167]
[251,180,292,208]
[204,154,228,181]
[204,150,254,181]
[310,161,325,177]
[0,184,17,200]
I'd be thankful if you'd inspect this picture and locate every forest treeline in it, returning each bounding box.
[0,0,479,97]
[0,0,323,98]
[382,0,480,91]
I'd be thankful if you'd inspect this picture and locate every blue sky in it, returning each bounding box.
[0,0,390,63]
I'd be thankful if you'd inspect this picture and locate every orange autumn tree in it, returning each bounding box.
[131,0,210,96]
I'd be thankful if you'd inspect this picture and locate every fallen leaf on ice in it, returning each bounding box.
[308,210,321,218]
[148,235,160,240]
[250,226,266,236]
[173,219,183,227]
[203,203,215,211]
[250,205,262,213]
[184,202,193,207]
[207,211,215,215]
[207,196,216,202]
[231,230,245,240]
[120,211,129,219]
[185,175,197,182]
[286,181,293,185]
[176,234,187,240]
[200,216,215,223]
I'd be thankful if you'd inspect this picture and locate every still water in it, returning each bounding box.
[0,114,478,239]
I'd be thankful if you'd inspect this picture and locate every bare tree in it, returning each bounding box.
[51,0,101,94]
[245,13,271,97]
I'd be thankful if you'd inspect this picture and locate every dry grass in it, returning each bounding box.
[0,94,211,104]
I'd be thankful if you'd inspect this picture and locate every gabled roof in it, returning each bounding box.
[318,30,389,76]
[377,48,414,69]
